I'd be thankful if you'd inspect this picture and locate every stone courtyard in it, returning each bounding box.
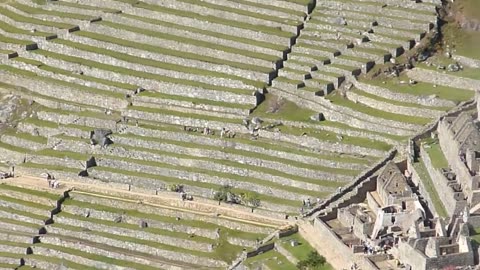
[0,0,477,269]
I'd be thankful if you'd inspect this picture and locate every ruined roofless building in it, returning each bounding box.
[370,162,424,240]
[437,92,480,215]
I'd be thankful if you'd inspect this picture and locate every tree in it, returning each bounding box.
[214,185,232,202]
[241,191,261,209]
[296,251,326,270]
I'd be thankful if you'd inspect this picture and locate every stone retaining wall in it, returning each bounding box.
[141,0,300,34]
[133,97,250,116]
[94,157,315,202]
[103,14,284,59]
[419,144,466,216]
[269,87,417,136]
[0,232,35,244]
[0,221,41,235]
[0,209,46,226]
[346,91,443,118]
[86,23,275,70]
[33,42,258,105]
[112,134,362,173]
[39,234,226,267]
[0,199,51,218]
[354,80,456,108]
[0,244,26,254]
[0,71,128,110]
[36,38,259,91]
[61,204,217,239]
[31,245,137,270]
[68,193,274,234]
[47,221,211,252]
[113,127,368,169]
[0,135,46,151]
[407,68,480,91]
[49,28,271,83]
[453,55,480,68]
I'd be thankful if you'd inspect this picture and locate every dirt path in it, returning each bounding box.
[1,174,287,228]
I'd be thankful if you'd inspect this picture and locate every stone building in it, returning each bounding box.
[394,212,475,270]
[437,107,480,215]
[368,162,425,241]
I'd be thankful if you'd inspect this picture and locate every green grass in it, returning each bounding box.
[0,33,33,45]
[98,20,280,63]
[279,233,333,270]
[366,73,474,103]
[0,183,59,200]
[413,159,448,217]
[9,2,95,21]
[63,196,267,240]
[423,140,449,169]
[50,35,265,89]
[244,250,297,270]
[35,47,260,95]
[0,193,53,211]
[70,30,272,74]
[0,18,53,36]
[130,1,295,38]
[2,128,47,144]
[0,64,125,99]
[113,133,360,174]
[121,13,287,51]
[0,6,74,29]
[0,204,49,221]
[353,88,450,111]
[327,92,431,125]
[32,243,163,270]
[443,23,480,60]
[57,211,214,243]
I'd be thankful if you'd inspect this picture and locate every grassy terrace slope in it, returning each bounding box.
[0,0,406,218]
[0,182,277,269]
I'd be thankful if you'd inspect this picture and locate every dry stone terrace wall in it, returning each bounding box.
[47,221,211,252]
[101,14,286,59]
[269,88,418,136]
[63,0,295,45]
[20,51,260,105]
[22,43,258,91]
[353,80,456,108]
[59,204,218,239]
[66,193,275,235]
[93,157,322,202]
[84,24,277,70]
[346,91,443,118]
[407,69,480,91]
[49,137,348,185]
[0,72,128,110]
[39,33,272,83]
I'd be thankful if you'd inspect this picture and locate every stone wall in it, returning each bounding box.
[38,234,226,267]
[307,150,396,217]
[67,193,275,234]
[453,55,480,68]
[0,71,128,110]
[353,80,456,108]
[34,39,260,91]
[269,88,417,136]
[346,91,443,118]
[407,158,439,218]
[311,218,355,269]
[48,217,211,251]
[407,68,480,91]
[419,143,467,216]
